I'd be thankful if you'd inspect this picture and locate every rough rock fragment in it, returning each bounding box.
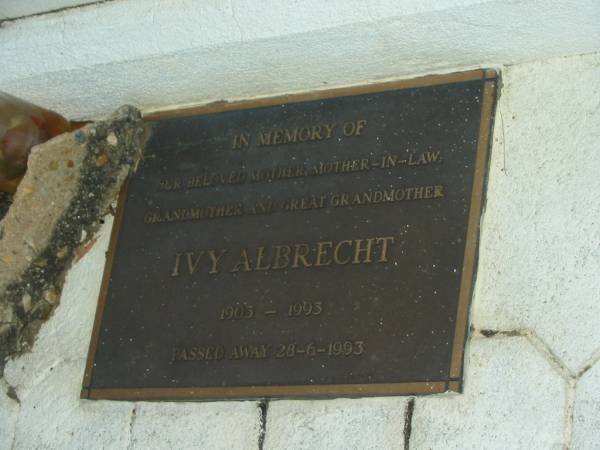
[0,105,148,373]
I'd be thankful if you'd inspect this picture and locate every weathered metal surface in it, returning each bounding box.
[82,70,497,400]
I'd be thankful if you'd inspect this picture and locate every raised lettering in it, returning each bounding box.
[231,249,252,272]
[207,249,227,274]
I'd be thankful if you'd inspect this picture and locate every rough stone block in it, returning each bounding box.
[0,105,146,370]
[130,401,261,450]
[410,336,565,449]
[264,397,408,450]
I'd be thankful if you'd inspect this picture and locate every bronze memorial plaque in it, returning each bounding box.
[82,70,497,400]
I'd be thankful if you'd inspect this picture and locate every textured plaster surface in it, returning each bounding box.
[572,361,600,449]
[0,1,599,119]
[12,359,132,450]
[411,336,566,449]
[0,22,598,450]
[472,52,600,374]
[0,378,18,450]
[130,402,261,450]
[264,397,408,450]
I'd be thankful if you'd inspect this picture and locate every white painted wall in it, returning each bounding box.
[0,0,99,20]
[1,1,599,449]
[0,0,599,120]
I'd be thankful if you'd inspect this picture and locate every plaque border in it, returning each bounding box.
[81,68,497,400]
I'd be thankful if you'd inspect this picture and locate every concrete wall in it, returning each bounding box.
[1,52,598,450]
[1,0,599,448]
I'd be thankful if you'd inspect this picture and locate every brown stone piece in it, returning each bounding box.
[0,105,148,373]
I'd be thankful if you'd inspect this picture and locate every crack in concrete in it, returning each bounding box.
[576,348,600,378]
[474,328,573,379]
[472,327,592,449]
[126,403,137,450]
[523,331,574,381]
[10,427,16,450]
[257,399,269,450]
[0,0,119,26]
[477,328,523,338]
[563,378,577,450]
[403,397,415,450]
